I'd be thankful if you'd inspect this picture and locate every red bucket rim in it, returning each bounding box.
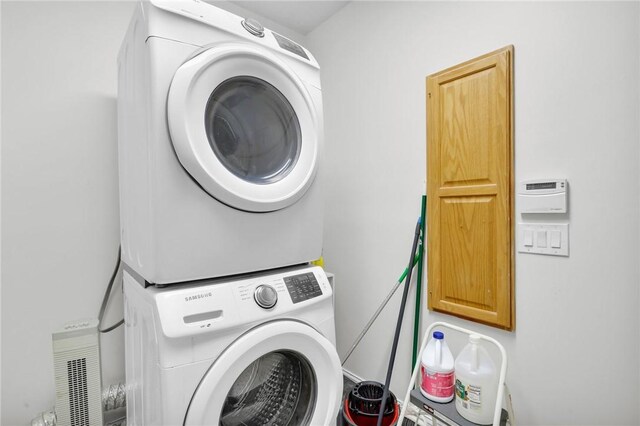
[343,398,400,426]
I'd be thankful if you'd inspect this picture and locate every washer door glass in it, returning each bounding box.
[205,77,301,185]
[220,350,315,425]
[183,321,342,426]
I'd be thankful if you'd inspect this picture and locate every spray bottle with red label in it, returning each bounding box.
[419,331,455,403]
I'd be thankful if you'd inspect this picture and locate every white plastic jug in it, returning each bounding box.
[454,334,499,424]
[419,331,455,403]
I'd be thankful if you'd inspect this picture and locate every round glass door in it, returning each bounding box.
[183,321,342,426]
[167,43,320,212]
[205,77,301,185]
[220,350,315,425]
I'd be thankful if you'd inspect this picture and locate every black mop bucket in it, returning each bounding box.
[341,381,399,426]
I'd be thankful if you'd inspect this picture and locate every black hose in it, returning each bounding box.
[376,218,422,426]
[100,319,124,333]
[98,246,122,333]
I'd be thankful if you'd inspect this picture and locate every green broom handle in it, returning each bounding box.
[412,195,427,368]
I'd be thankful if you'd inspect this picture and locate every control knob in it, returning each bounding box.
[241,18,265,37]
[254,284,278,309]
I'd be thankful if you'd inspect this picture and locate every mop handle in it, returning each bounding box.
[341,254,420,366]
[376,219,422,426]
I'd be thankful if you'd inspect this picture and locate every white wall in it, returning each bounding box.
[1,2,134,424]
[307,2,640,425]
[0,2,4,423]
[0,2,306,425]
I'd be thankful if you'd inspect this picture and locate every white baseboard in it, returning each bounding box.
[341,367,364,384]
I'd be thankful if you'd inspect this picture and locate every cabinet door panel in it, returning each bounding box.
[440,196,497,311]
[440,65,498,187]
[427,46,514,330]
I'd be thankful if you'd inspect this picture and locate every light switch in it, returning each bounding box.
[536,230,547,248]
[518,223,569,256]
[524,230,534,247]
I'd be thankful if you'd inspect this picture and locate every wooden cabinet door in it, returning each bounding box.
[426,46,514,330]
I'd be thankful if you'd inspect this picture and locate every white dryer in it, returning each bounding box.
[124,265,342,425]
[118,0,325,285]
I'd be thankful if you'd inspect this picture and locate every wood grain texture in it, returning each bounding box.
[427,46,514,330]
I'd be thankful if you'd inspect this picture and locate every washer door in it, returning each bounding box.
[183,321,342,426]
[168,43,319,212]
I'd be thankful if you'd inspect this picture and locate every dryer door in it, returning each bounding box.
[183,320,342,426]
[168,43,319,212]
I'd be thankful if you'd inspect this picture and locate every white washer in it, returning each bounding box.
[124,265,343,425]
[118,0,325,285]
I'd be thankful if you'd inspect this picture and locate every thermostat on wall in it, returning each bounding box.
[518,179,568,213]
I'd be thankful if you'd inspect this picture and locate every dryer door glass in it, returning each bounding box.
[169,45,320,212]
[220,350,316,425]
[205,76,302,185]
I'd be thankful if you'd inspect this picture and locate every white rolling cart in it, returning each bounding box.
[398,321,512,426]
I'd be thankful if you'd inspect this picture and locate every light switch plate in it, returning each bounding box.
[518,223,569,256]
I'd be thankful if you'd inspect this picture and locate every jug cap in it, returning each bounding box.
[433,331,444,339]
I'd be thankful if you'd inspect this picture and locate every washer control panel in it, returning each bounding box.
[148,266,331,338]
[284,272,323,304]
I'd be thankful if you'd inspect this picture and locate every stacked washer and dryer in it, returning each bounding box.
[117,1,342,424]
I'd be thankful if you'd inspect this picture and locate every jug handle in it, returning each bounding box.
[471,341,478,371]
